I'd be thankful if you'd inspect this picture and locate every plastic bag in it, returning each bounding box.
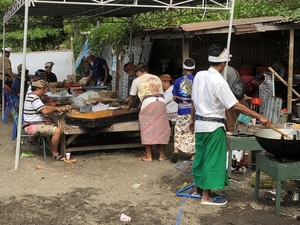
[73,97,86,108]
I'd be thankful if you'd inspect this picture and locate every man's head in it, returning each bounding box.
[82,58,91,66]
[160,74,173,91]
[31,79,49,96]
[252,72,265,86]
[123,62,136,77]
[84,49,96,62]
[134,64,148,77]
[16,64,29,78]
[2,47,12,58]
[183,58,195,73]
[208,44,232,72]
[45,62,54,72]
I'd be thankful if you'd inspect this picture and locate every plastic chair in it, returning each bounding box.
[233,113,252,133]
[9,95,20,140]
[10,101,47,160]
[2,88,13,124]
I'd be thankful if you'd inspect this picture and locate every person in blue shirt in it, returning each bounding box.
[83,49,112,86]
[11,64,29,98]
[170,58,195,163]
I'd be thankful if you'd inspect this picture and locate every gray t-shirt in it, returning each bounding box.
[221,66,239,88]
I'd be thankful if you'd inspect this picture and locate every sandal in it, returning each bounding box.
[52,153,63,161]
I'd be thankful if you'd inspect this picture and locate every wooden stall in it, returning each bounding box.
[51,109,143,156]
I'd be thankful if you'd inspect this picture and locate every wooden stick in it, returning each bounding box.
[268,67,300,98]
[268,124,290,139]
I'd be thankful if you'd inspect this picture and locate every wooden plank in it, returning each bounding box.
[66,143,144,152]
[62,121,140,134]
[106,121,140,132]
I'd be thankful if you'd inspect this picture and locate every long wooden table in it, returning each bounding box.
[51,112,143,156]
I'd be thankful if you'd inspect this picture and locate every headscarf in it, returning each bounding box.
[208,48,232,63]
[160,74,172,81]
[183,58,195,70]
[31,80,48,88]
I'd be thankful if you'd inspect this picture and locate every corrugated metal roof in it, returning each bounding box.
[181,16,288,34]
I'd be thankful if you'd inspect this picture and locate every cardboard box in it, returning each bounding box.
[49,87,69,94]
[67,75,76,83]
[70,86,82,96]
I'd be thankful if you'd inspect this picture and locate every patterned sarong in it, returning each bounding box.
[139,101,170,145]
[192,127,230,190]
[174,114,195,154]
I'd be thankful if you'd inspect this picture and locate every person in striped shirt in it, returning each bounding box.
[23,79,67,160]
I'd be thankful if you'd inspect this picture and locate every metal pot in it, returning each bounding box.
[254,128,300,160]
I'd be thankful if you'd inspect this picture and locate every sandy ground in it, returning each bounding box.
[1,116,300,225]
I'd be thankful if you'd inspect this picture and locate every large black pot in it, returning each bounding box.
[254,129,300,160]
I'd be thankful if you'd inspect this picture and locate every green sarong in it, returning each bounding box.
[192,127,230,190]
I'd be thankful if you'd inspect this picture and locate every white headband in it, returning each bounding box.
[208,48,232,62]
[183,58,195,70]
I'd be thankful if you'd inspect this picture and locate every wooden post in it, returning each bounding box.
[182,35,189,72]
[288,29,294,113]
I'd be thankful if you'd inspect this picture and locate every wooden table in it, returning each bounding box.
[51,112,143,156]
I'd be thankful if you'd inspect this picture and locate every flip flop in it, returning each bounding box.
[200,197,227,206]
[170,152,178,163]
[158,156,168,161]
[138,157,152,162]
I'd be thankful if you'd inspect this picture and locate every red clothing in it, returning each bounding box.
[240,75,258,97]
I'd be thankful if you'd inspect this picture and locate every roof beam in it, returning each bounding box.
[4,0,232,23]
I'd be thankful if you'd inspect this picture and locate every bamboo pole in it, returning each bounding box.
[268,66,300,99]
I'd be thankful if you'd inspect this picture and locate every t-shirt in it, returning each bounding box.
[130,73,164,110]
[45,72,57,82]
[90,57,107,81]
[23,93,45,123]
[163,85,178,114]
[192,67,237,133]
[240,75,258,97]
[11,77,21,97]
[0,55,12,79]
[172,74,194,115]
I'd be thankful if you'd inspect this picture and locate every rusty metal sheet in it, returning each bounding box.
[263,96,282,124]
[181,16,285,32]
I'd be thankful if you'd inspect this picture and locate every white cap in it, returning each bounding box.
[45,61,54,67]
[84,49,94,59]
[2,47,12,52]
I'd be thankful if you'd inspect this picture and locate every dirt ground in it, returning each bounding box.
[1,116,300,225]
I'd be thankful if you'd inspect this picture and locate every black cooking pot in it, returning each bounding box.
[254,128,300,160]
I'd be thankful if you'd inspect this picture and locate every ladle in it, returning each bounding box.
[268,124,290,139]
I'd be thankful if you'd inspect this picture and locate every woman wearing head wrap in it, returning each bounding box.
[190,44,270,205]
[170,58,195,163]
[160,74,178,122]
[126,64,170,161]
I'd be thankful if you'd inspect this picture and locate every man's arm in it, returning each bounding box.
[84,70,94,86]
[189,100,195,133]
[102,64,109,86]
[233,102,270,126]
[40,105,67,115]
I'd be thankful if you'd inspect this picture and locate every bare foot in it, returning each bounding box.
[192,186,202,195]
[190,154,195,161]
[138,156,152,162]
[158,156,168,161]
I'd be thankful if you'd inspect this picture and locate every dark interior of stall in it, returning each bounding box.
[147,29,300,114]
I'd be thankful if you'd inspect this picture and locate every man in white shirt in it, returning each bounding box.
[189,44,270,205]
